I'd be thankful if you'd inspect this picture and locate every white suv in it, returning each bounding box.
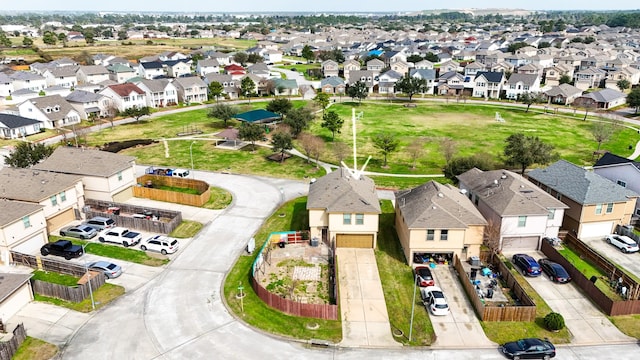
[605,234,639,253]
[141,235,180,255]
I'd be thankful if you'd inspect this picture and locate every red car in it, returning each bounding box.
[415,266,435,287]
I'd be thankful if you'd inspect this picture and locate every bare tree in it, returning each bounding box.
[483,219,502,262]
[590,121,616,151]
[298,132,315,164]
[332,141,349,164]
[440,137,458,165]
[309,136,325,169]
[105,102,119,129]
[407,137,426,169]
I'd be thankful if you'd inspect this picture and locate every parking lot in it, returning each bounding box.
[581,236,640,279]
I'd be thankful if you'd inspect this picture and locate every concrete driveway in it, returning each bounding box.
[429,265,495,348]
[581,236,640,279]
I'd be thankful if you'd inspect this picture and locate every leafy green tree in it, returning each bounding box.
[22,37,33,46]
[443,153,495,181]
[313,92,330,114]
[347,80,368,103]
[117,30,128,40]
[208,81,224,103]
[233,52,248,65]
[617,79,631,91]
[424,52,439,62]
[394,76,428,101]
[271,131,293,163]
[372,133,400,167]
[559,74,572,85]
[208,103,237,126]
[240,77,255,101]
[406,55,424,64]
[83,28,95,44]
[57,32,66,43]
[42,31,57,45]
[504,133,556,174]
[538,41,551,49]
[238,123,265,152]
[0,31,11,47]
[321,110,344,140]
[283,107,313,137]
[266,98,293,116]
[4,142,54,168]
[247,53,264,64]
[627,88,640,114]
[507,41,528,53]
[520,92,544,112]
[122,106,151,122]
[302,45,315,63]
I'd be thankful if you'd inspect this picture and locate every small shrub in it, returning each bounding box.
[544,312,565,331]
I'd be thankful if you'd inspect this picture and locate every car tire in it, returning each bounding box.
[140,245,147,251]
[123,242,129,247]
[81,235,87,239]
[60,232,66,236]
[41,249,49,256]
[513,356,520,360]
[606,238,612,244]
[161,249,167,255]
[622,248,628,253]
[543,355,551,360]
[550,274,554,281]
[98,237,105,243]
[65,255,72,260]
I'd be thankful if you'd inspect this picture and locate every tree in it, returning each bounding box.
[424,52,439,62]
[233,52,248,65]
[628,88,640,114]
[372,133,400,167]
[247,53,264,64]
[443,153,495,181]
[504,133,556,174]
[122,106,151,122]
[238,123,265,152]
[332,141,349,164]
[617,79,631,92]
[538,41,551,49]
[266,98,293,116]
[240,77,255,101]
[309,136,325,168]
[590,121,616,151]
[407,138,426,169]
[271,131,293,163]
[22,36,33,46]
[483,219,502,262]
[313,92,330,114]
[507,41,528,53]
[4,142,54,168]
[208,103,237,126]
[439,137,458,165]
[42,31,57,45]
[559,74,572,85]
[117,30,128,40]
[302,45,315,63]
[283,107,313,137]
[321,111,344,141]
[520,92,543,112]
[208,81,224,103]
[105,102,119,129]
[394,75,428,101]
[347,81,368,103]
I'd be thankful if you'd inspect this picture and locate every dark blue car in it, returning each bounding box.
[512,254,541,277]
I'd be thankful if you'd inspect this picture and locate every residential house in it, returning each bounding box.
[381,51,406,66]
[33,147,137,202]
[516,63,544,77]
[320,76,346,94]
[390,61,410,76]
[196,58,220,76]
[543,84,583,105]
[263,50,283,63]
[347,70,375,93]
[527,160,638,239]
[99,83,147,112]
[472,71,505,99]
[0,201,47,264]
[344,59,362,80]
[593,153,640,218]
[605,67,640,90]
[505,73,541,100]
[457,168,568,252]
[65,90,112,119]
[573,88,626,110]
[9,71,46,92]
[504,53,531,68]
[204,73,238,99]
[377,70,402,94]
[42,66,79,88]
[172,77,209,103]
[307,167,381,248]
[464,62,487,79]
[107,64,136,83]
[76,65,110,85]
[0,272,34,322]
[490,61,515,74]
[321,60,339,78]
[138,61,165,80]
[272,78,299,97]
[0,113,43,139]
[164,59,192,78]
[135,79,178,108]
[413,60,434,70]
[409,69,436,95]
[574,67,607,90]
[0,73,13,97]
[543,64,574,86]
[17,95,81,129]
[224,64,246,80]
[439,60,461,73]
[0,167,85,233]
[204,51,233,66]
[246,63,270,79]
[436,71,465,96]
[395,180,487,265]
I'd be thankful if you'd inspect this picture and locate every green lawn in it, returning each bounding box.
[558,246,622,300]
[12,337,58,360]
[34,283,125,312]
[204,187,233,209]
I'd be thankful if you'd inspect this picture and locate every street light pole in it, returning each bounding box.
[189,141,196,178]
[409,272,417,342]
[82,245,96,311]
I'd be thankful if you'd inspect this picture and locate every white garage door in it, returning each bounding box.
[502,236,540,252]
[12,233,46,255]
[0,284,32,321]
[579,221,614,239]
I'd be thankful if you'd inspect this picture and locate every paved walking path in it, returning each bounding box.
[336,248,400,348]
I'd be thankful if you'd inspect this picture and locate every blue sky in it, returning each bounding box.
[4,0,638,12]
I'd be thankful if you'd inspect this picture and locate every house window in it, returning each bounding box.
[60,191,66,202]
[548,209,555,220]
[595,203,603,215]
[556,193,562,201]
[440,230,448,241]
[117,171,123,181]
[617,180,627,187]
[355,214,364,225]
[50,195,57,206]
[22,216,31,228]
[426,230,434,241]
[343,213,351,225]
[606,203,614,214]
[518,216,527,227]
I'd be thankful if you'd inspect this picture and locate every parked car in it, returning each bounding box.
[420,286,449,316]
[140,235,180,255]
[98,227,142,247]
[538,258,571,283]
[605,234,639,253]
[501,338,556,359]
[88,261,123,279]
[512,254,541,277]
[83,216,116,231]
[40,240,83,260]
[414,266,435,287]
[59,224,98,239]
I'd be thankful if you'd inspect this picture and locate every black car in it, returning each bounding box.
[501,338,556,360]
[538,258,571,283]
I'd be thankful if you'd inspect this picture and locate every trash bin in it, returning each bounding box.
[590,275,598,284]
[278,241,285,249]
[310,237,319,247]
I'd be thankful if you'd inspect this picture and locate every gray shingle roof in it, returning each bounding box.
[65,89,104,103]
[79,65,109,75]
[321,76,345,87]
[396,180,486,229]
[507,73,539,86]
[138,78,171,92]
[0,201,43,227]
[307,167,381,214]
[33,147,135,178]
[584,88,626,103]
[0,167,82,202]
[544,83,582,97]
[527,160,639,204]
[22,95,76,122]
[0,273,33,302]
[0,113,41,129]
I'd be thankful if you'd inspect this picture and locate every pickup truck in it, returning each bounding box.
[40,240,84,260]
[145,167,190,178]
[98,227,142,247]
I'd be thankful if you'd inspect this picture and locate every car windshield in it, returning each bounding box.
[170,239,178,246]
[434,303,448,309]
[551,264,568,277]
[417,268,432,278]
[106,263,117,270]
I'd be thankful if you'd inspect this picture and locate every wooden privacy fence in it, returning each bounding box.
[541,237,640,316]
[453,254,536,322]
[31,272,105,303]
[84,199,182,234]
[134,175,210,207]
[11,252,88,277]
[0,324,27,360]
